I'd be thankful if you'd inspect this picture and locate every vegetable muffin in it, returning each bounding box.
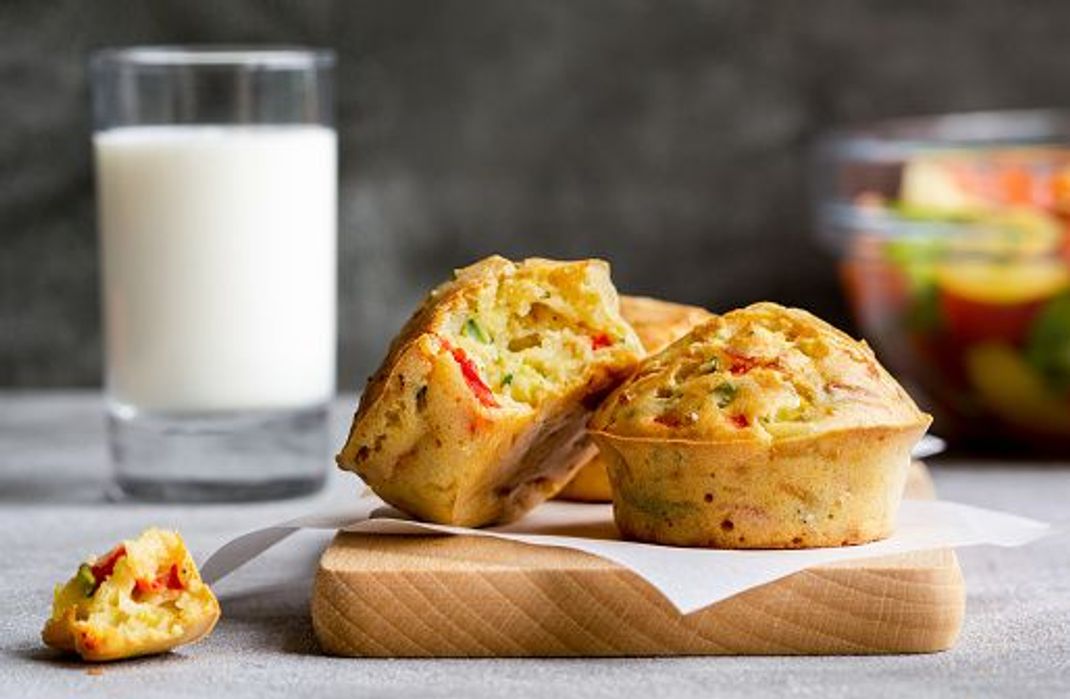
[337,255,643,527]
[42,528,220,661]
[557,295,712,501]
[589,302,931,548]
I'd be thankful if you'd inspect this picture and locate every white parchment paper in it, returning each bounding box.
[201,433,1050,615]
[202,495,1049,615]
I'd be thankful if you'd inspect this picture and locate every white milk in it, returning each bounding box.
[95,126,337,412]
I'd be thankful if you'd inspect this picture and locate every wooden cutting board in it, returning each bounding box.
[311,462,964,657]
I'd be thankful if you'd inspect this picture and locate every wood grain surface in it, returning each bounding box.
[311,462,964,657]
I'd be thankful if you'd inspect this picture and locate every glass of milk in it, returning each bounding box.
[90,47,336,500]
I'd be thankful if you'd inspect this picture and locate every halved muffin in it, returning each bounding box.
[557,295,712,501]
[42,528,220,661]
[589,302,931,548]
[337,255,643,526]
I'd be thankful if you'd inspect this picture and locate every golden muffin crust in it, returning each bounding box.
[337,255,642,527]
[42,529,220,662]
[557,295,712,502]
[591,302,925,441]
[589,302,931,548]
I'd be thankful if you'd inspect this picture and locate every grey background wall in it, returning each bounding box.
[3,0,1070,389]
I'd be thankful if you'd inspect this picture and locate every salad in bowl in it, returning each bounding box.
[816,111,1070,451]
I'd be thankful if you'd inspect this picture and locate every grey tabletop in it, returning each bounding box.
[1,391,1068,698]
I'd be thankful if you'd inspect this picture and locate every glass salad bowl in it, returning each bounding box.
[814,110,1070,454]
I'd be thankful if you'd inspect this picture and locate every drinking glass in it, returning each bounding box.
[90,46,337,500]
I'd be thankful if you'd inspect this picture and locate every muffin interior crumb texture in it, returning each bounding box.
[594,302,923,441]
[440,259,639,410]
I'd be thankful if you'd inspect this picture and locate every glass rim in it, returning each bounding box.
[819,108,1070,161]
[90,45,335,70]
[813,108,1070,252]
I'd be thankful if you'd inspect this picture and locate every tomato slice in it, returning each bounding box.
[940,293,1046,347]
[937,259,1069,346]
